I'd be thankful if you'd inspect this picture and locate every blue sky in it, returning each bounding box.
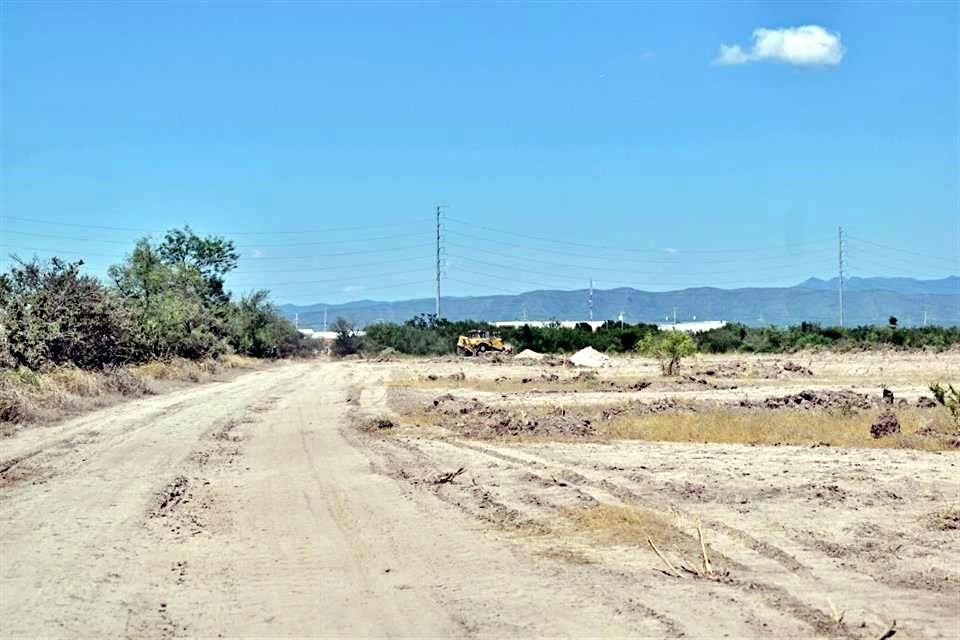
[2,1,957,305]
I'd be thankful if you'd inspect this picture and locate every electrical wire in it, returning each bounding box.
[445,215,832,255]
[2,215,432,236]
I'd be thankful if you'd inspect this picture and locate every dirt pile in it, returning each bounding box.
[514,349,545,361]
[739,390,875,411]
[697,360,813,379]
[569,347,610,368]
[428,394,594,438]
[599,398,695,420]
[780,361,814,376]
[871,411,901,438]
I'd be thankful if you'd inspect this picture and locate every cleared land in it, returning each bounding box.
[1,352,958,638]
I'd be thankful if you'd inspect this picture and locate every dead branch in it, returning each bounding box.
[697,518,714,576]
[434,467,466,484]
[879,619,897,640]
[647,537,681,577]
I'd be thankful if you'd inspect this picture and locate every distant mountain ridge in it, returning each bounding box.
[798,276,959,295]
[280,277,960,329]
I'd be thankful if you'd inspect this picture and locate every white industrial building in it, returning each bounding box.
[492,320,727,334]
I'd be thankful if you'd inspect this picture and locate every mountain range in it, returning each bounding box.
[280,276,960,329]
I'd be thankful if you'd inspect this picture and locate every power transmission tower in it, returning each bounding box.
[838,226,845,328]
[435,206,442,319]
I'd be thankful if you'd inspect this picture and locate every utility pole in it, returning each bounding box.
[322,308,328,332]
[588,279,594,321]
[673,306,677,327]
[435,206,442,319]
[838,226,845,328]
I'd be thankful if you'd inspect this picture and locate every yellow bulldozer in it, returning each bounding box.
[456,330,510,356]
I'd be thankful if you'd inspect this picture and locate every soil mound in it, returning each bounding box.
[514,349,545,361]
[740,389,874,411]
[871,410,901,438]
[428,395,594,438]
[569,347,610,368]
[697,360,812,379]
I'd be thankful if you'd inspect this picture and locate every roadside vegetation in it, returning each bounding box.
[1,227,317,425]
[360,315,960,356]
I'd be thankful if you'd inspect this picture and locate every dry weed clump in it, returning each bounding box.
[568,504,690,548]
[0,356,257,428]
[924,505,960,531]
[601,408,958,450]
[46,367,104,398]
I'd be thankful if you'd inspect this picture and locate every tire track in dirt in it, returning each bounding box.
[0,363,309,638]
[432,436,952,638]
[367,431,946,638]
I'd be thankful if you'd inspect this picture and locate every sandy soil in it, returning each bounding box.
[1,354,958,638]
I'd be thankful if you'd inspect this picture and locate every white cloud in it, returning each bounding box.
[663,247,678,255]
[251,248,265,259]
[715,25,845,67]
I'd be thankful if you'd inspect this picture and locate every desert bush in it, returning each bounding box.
[103,367,151,396]
[0,378,37,424]
[635,331,697,376]
[47,367,103,397]
[0,257,132,369]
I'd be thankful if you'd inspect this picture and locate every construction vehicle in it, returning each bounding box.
[457,330,510,356]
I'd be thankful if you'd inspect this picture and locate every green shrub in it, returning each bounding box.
[635,331,697,376]
[0,258,132,369]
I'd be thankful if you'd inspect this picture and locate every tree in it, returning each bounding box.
[227,290,303,358]
[635,330,697,376]
[331,317,360,356]
[109,236,229,360]
[888,316,898,328]
[157,226,239,306]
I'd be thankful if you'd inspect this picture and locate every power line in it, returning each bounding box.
[449,250,835,280]
[0,243,433,261]
[445,229,833,265]
[2,228,429,249]
[3,215,432,236]
[228,267,435,288]
[846,235,958,263]
[445,216,832,255]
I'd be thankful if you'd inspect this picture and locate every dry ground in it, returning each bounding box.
[1,351,957,638]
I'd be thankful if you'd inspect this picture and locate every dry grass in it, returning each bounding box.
[601,408,959,451]
[565,504,726,575]
[924,505,960,531]
[1,356,261,429]
[567,504,691,547]
[44,367,101,397]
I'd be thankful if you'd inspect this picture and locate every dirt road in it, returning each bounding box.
[2,360,957,638]
[2,362,648,638]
